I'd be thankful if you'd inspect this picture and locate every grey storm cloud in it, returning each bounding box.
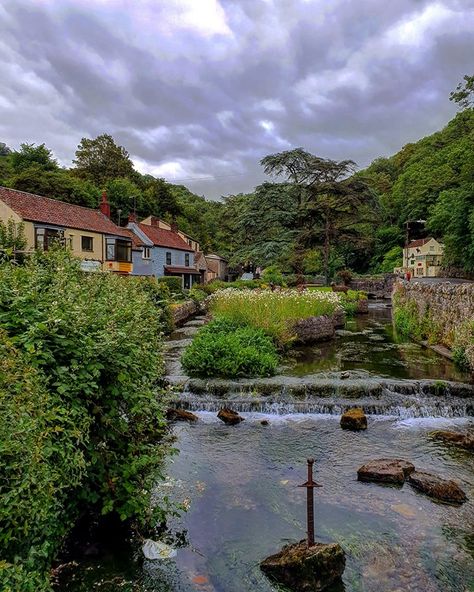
[1,0,473,199]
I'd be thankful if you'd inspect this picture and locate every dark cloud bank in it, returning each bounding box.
[1,0,473,199]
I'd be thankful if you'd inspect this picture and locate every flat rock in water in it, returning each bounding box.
[431,430,474,451]
[408,471,467,504]
[357,459,415,485]
[217,407,244,425]
[340,407,367,431]
[166,408,198,422]
[261,540,345,592]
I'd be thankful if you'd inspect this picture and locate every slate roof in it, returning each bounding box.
[0,186,130,238]
[137,222,194,251]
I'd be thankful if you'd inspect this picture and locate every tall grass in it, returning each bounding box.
[209,288,341,346]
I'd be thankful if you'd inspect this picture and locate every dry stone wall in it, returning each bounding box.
[393,280,474,369]
[349,274,395,299]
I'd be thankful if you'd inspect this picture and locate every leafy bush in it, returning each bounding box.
[208,288,340,346]
[181,318,279,378]
[157,275,183,294]
[262,265,284,286]
[0,249,172,590]
[189,285,208,303]
[130,276,173,332]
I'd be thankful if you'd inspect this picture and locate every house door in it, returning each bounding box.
[183,274,190,289]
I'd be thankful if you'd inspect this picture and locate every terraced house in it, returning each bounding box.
[0,187,133,273]
[127,215,201,287]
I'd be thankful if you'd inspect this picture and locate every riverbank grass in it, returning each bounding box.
[208,288,341,346]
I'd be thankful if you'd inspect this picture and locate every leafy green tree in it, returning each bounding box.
[450,74,474,110]
[10,143,58,172]
[233,182,299,268]
[9,166,100,207]
[261,149,374,283]
[73,134,135,185]
[106,177,142,223]
[144,178,182,220]
[428,186,474,271]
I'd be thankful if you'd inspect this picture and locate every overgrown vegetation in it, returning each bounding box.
[181,317,279,378]
[208,288,340,347]
[0,250,173,590]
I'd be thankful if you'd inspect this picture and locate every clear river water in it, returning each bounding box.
[57,302,474,592]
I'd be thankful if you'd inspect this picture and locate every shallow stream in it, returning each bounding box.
[57,303,474,592]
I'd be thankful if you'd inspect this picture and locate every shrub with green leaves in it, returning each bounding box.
[157,275,183,295]
[181,318,279,378]
[0,249,172,590]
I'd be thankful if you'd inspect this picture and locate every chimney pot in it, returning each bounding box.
[128,212,137,223]
[100,190,111,219]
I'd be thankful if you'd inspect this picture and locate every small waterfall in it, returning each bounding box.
[172,392,473,419]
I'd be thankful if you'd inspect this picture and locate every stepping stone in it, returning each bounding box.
[261,540,346,592]
[431,430,474,451]
[166,408,198,422]
[357,459,415,485]
[340,407,367,431]
[217,408,244,425]
[408,471,467,504]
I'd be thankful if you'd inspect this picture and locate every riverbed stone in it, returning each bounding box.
[408,471,467,504]
[260,540,345,592]
[166,408,198,422]
[430,430,474,451]
[340,407,367,431]
[357,459,415,485]
[217,408,244,425]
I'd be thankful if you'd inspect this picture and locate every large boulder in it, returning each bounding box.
[340,408,367,431]
[357,459,415,485]
[166,408,198,422]
[217,408,245,425]
[332,309,345,328]
[431,430,474,452]
[408,471,467,504]
[261,540,346,592]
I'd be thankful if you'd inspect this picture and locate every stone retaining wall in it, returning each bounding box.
[171,300,200,327]
[393,280,474,370]
[349,274,395,299]
[292,314,336,344]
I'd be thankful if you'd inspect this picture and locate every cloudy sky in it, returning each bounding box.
[1,0,473,199]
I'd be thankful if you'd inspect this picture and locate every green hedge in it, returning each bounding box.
[181,317,279,378]
[0,249,172,590]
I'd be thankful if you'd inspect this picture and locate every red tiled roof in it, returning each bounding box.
[164,265,200,274]
[0,186,130,238]
[137,222,194,251]
[407,238,431,248]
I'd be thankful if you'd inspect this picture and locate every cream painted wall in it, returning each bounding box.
[65,229,103,261]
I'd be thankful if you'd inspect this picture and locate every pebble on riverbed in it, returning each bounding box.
[340,407,367,431]
[217,408,245,425]
[260,540,346,592]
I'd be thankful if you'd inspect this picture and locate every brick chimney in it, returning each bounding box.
[170,219,178,232]
[99,190,111,218]
[128,211,137,223]
[149,216,160,227]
